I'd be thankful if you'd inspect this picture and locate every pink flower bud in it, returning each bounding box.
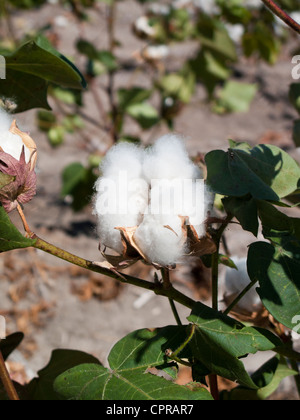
[0,118,37,213]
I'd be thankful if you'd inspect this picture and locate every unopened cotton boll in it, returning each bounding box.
[0,109,31,163]
[224,257,262,313]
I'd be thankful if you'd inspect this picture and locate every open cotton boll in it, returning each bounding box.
[135,184,185,266]
[143,134,201,182]
[224,257,262,313]
[134,213,185,266]
[101,142,145,181]
[94,182,148,253]
[0,109,31,163]
[94,142,149,254]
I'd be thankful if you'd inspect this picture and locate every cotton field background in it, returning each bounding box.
[0,0,300,399]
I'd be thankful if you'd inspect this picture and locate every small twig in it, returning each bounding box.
[17,203,32,236]
[161,268,183,326]
[208,374,219,401]
[0,350,19,401]
[260,0,300,34]
[168,299,183,326]
[223,279,258,316]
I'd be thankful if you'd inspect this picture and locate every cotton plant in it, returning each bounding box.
[0,109,37,213]
[94,135,216,269]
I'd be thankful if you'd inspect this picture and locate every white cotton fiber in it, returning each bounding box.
[94,134,211,265]
[224,257,262,313]
[94,142,149,253]
[143,134,201,182]
[134,213,185,266]
[0,109,31,163]
[101,142,145,180]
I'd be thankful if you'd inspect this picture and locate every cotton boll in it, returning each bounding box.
[135,183,185,266]
[94,142,149,253]
[101,142,145,181]
[0,109,31,163]
[224,257,262,313]
[94,180,148,253]
[134,213,184,266]
[143,134,201,182]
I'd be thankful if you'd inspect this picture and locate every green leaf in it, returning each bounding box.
[77,40,118,72]
[0,205,36,252]
[117,87,152,111]
[215,81,257,113]
[126,103,160,129]
[257,200,300,240]
[248,241,300,330]
[197,15,237,62]
[187,303,281,388]
[54,327,213,400]
[223,196,259,236]
[0,39,86,113]
[219,254,238,270]
[54,363,212,401]
[26,349,101,400]
[222,355,297,400]
[61,163,97,211]
[0,69,50,114]
[206,144,300,200]
[159,70,196,103]
[0,332,24,361]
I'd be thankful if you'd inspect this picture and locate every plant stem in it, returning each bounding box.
[208,217,232,400]
[211,252,219,311]
[208,374,219,401]
[17,204,31,236]
[223,279,258,316]
[168,299,183,326]
[32,234,197,310]
[0,351,19,401]
[161,269,183,326]
[260,0,300,34]
[290,358,300,399]
[106,1,119,143]
[210,216,232,311]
